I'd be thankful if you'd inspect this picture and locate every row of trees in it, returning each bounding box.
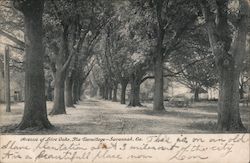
[1,0,115,129]
[0,0,249,131]
[89,0,249,132]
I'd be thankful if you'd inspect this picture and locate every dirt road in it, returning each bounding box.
[0,98,249,134]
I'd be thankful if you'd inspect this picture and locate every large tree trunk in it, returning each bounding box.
[217,63,245,131]
[128,74,142,107]
[4,46,10,112]
[120,80,128,104]
[49,22,71,115]
[153,0,165,111]
[14,0,52,129]
[216,8,247,131]
[201,0,248,131]
[153,41,165,111]
[50,71,66,115]
[65,74,74,107]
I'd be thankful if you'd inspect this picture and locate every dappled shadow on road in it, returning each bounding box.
[126,108,216,120]
[0,99,249,134]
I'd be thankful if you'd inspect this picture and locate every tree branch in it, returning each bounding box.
[62,53,74,72]
[0,29,25,48]
[140,55,213,84]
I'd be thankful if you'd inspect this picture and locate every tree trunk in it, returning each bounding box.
[200,0,248,131]
[128,74,142,107]
[14,0,52,129]
[104,85,109,100]
[120,80,128,104]
[50,71,66,115]
[65,74,74,107]
[194,87,199,102]
[216,8,247,131]
[72,79,79,104]
[101,85,104,99]
[153,1,165,111]
[4,46,10,112]
[78,78,85,101]
[153,44,165,111]
[239,84,244,100]
[49,21,71,115]
[108,87,112,100]
[78,84,83,100]
[217,63,245,131]
[46,80,53,101]
[99,86,104,98]
[112,84,118,102]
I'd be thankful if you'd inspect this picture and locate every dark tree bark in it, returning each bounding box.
[194,87,200,102]
[153,51,165,111]
[128,72,143,107]
[112,83,118,102]
[77,78,84,101]
[78,85,83,100]
[67,22,78,105]
[99,85,104,98]
[104,80,109,100]
[102,87,106,99]
[4,46,10,112]
[50,23,73,115]
[46,79,53,101]
[120,80,128,104]
[65,73,75,107]
[153,0,165,111]
[50,71,66,115]
[201,0,248,131]
[72,79,79,104]
[13,0,52,129]
[108,86,112,100]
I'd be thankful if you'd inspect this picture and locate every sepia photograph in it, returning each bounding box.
[0,0,249,162]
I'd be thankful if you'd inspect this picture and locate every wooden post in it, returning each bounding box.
[4,46,10,112]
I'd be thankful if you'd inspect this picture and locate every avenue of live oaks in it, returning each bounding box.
[0,0,249,133]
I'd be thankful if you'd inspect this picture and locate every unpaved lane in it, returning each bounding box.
[0,98,249,134]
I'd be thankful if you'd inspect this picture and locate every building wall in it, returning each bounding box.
[0,59,24,103]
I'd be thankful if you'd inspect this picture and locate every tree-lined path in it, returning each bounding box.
[1,99,249,134]
[0,0,249,133]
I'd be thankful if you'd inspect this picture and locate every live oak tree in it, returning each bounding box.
[43,0,75,115]
[133,0,199,111]
[44,0,111,114]
[170,33,218,102]
[63,0,112,107]
[13,0,52,129]
[200,0,249,131]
